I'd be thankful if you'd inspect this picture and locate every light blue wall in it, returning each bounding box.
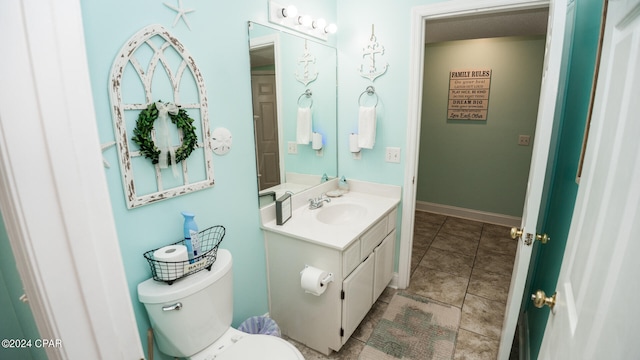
[0,217,46,360]
[526,0,604,358]
[418,36,546,217]
[336,0,439,186]
[336,0,441,266]
[80,1,336,359]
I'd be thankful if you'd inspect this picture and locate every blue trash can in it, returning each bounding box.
[238,316,281,337]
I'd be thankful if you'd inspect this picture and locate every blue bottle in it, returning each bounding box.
[181,212,200,263]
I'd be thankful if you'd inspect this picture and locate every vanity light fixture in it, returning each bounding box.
[269,1,336,41]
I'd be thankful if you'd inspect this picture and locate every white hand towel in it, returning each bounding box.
[357,106,376,149]
[296,107,312,144]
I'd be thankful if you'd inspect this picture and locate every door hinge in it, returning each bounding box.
[340,327,344,337]
[341,290,345,300]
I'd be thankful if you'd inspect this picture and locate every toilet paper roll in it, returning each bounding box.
[300,266,329,296]
[312,132,323,150]
[153,245,189,281]
[349,133,361,153]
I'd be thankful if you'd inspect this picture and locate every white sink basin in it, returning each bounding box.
[315,203,367,225]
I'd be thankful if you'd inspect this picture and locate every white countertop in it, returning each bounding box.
[261,189,400,250]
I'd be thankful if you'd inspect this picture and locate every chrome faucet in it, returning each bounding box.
[308,194,331,209]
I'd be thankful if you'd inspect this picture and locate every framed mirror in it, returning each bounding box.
[248,22,338,207]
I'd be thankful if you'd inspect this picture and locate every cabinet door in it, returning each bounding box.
[341,254,374,344]
[373,230,395,301]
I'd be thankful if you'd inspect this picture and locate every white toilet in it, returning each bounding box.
[138,249,304,360]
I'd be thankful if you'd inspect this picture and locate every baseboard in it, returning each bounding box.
[389,272,399,289]
[415,201,521,227]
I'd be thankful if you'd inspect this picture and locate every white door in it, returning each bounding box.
[539,1,640,358]
[251,72,281,191]
[496,0,570,358]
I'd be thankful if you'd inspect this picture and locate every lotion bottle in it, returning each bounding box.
[181,212,199,262]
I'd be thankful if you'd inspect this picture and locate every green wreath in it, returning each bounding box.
[132,102,198,165]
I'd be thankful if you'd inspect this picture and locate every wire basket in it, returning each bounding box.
[143,225,225,285]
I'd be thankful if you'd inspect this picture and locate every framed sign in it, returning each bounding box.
[448,68,492,120]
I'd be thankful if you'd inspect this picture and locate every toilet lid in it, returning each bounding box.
[217,335,303,360]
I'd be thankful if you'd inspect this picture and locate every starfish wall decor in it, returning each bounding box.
[164,0,195,30]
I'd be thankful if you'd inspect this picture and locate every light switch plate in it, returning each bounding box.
[385,147,401,163]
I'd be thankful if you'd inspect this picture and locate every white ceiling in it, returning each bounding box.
[425,7,549,44]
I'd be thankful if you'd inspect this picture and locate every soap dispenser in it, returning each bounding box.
[181,212,200,262]
[338,176,350,194]
[321,173,329,182]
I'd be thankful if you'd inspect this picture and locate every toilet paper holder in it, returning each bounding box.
[301,265,334,287]
[320,272,334,287]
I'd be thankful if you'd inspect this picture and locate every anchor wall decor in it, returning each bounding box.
[359,24,388,82]
[295,40,319,86]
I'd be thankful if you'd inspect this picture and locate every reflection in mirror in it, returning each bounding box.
[248,22,337,207]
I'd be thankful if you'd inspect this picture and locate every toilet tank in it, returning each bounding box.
[138,249,233,358]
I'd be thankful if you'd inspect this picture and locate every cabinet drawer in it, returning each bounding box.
[360,218,387,260]
[343,239,361,277]
[386,208,398,233]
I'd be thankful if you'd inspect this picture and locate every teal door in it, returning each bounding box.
[525,0,605,358]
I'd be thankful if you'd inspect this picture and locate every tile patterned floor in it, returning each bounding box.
[284,210,518,360]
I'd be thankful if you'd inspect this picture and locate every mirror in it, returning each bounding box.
[248,22,338,207]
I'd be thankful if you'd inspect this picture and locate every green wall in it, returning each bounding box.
[418,36,546,217]
[526,0,604,358]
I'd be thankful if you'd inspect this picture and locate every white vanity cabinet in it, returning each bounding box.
[264,207,397,355]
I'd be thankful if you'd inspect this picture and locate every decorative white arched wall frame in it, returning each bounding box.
[109,24,214,208]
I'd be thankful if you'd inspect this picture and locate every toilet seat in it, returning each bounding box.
[188,328,304,360]
[216,334,304,360]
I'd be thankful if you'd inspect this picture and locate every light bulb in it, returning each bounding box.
[313,18,327,30]
[298,15,313,28]
[325,23,337,34]
[281,5,297,18]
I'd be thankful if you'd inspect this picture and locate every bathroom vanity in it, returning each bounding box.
[261,181,400,355]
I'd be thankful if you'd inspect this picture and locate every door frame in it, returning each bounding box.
[0,0,143,358]
[399,0,550,288]
[401,0,564,358]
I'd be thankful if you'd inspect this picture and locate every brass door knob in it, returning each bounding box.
[536,233,550,244]
[531,290,556,310]
[510,227,523,240]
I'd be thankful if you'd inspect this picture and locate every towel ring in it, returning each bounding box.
[358,86,378,107]
[297,89,313,108]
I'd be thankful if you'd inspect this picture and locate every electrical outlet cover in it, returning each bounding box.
[287,141,298,154]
